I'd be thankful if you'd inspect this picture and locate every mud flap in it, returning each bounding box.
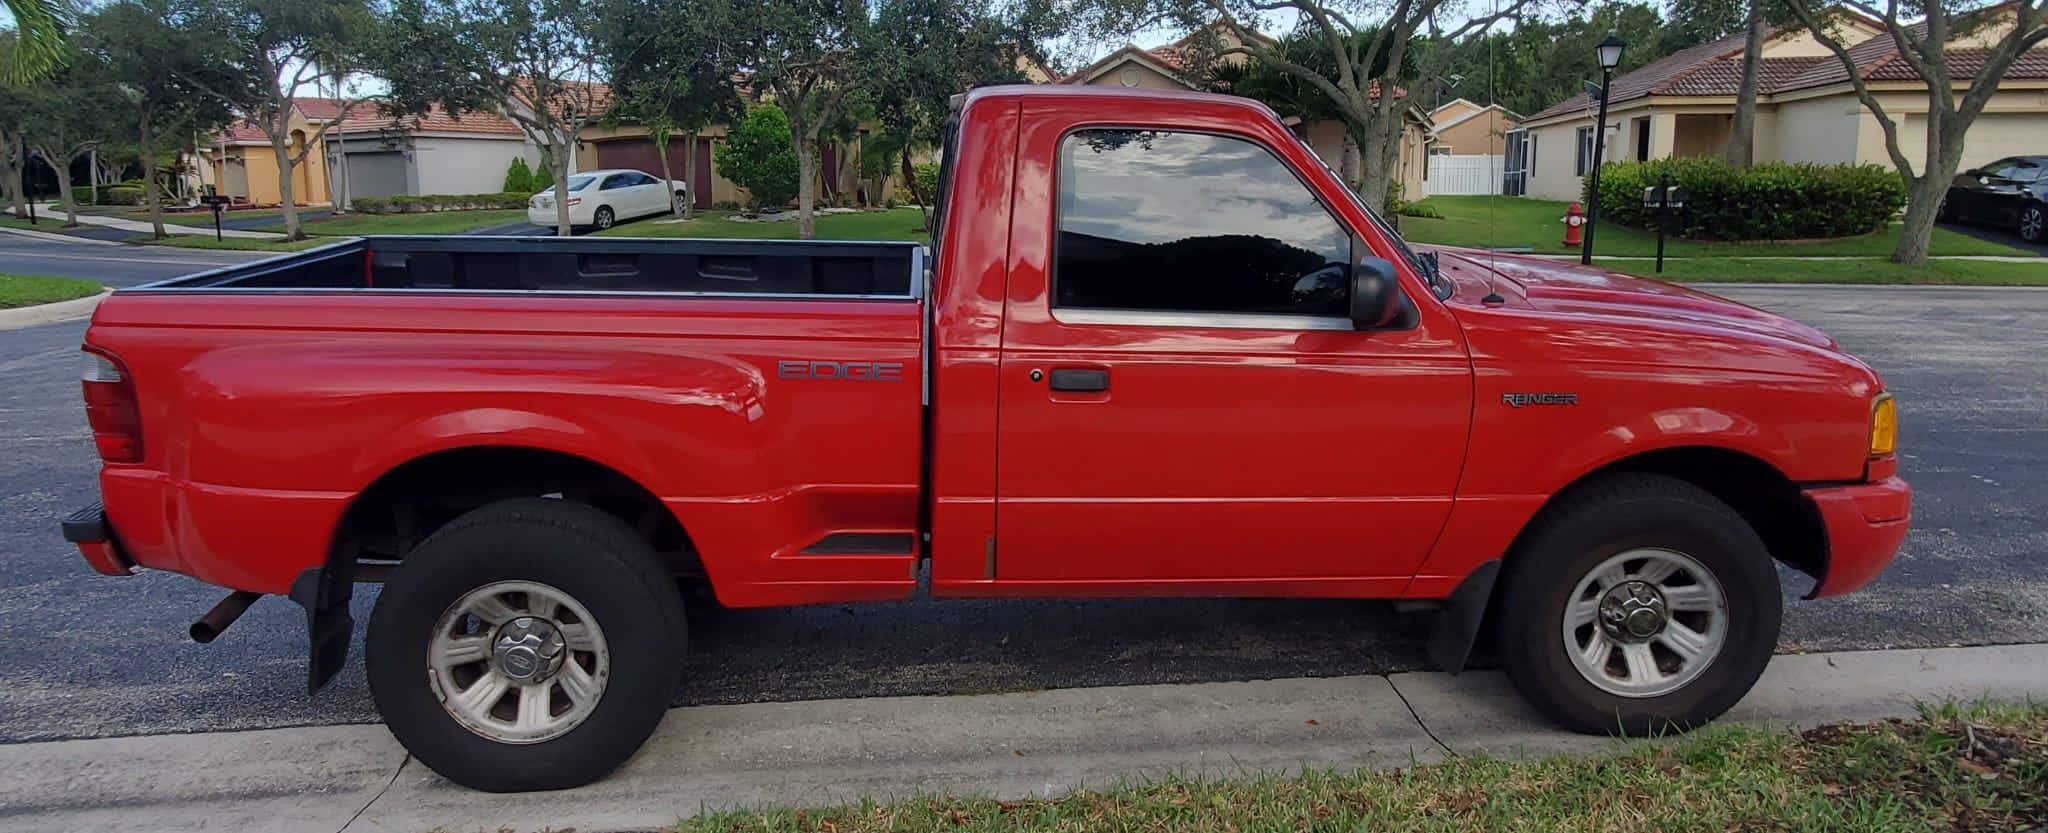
[289,565,355,694]
[1426,559,1499,674]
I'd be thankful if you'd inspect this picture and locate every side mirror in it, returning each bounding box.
[1965,168,1985,178]
[1350,256,1402,329]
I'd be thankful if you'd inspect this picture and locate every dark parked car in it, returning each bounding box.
[1941,155,2048,243]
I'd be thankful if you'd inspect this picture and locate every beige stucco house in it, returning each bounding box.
[1517,10,2048,201]
[1429,98,1521,155]
[1060,26,1435,201]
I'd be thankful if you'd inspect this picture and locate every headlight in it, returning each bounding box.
[1869,393,1897,456]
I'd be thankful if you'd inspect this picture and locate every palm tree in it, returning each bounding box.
[5,0,69,83]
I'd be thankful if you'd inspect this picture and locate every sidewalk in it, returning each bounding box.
[1,643,2042,833]
[32,203,285,240]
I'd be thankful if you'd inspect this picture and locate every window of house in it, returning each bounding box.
[1575,126,1595,176]
[1634,117,1651,161]
[1055,129,1352,319]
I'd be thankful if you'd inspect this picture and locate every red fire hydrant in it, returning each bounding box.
[1562,202,1587,247]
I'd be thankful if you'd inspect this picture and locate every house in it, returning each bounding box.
[1429,99,1521,155]
[323,101,539,202]
[1058,24,1436,201]
[204,103,336,207]
[1517,9,2048,201]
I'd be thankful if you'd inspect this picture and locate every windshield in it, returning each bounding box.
[1301,147,1453,301]
[538,175,597,196]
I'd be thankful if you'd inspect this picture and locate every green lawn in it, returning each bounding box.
[124,234,334,252]
[0,273,102,308]
[130,208,287,228]
[681,701,2048,833]
[1403,195,2034,258]
[1603,256,2048,285]
[271,209,528,236]
[0,214,81,232]
[596,207,931,242]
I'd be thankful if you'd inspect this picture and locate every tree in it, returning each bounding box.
[81,0,235,238]
[1205,29,1396,191]
[1665,0,1801,168]
[172,0,378,239]
[378,0,609,236]
[715,104,799,211]
[3,0,68,83]
[595,0,741,220]
[1417,4,1676,118]
[503,156,534,193]
[20,37,122,224]
[866,0,1044,228]
[730,0,873,239]
[1781,0,2048,265]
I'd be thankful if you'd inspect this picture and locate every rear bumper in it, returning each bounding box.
[61,502,135,577]
[1803,476,1911,599]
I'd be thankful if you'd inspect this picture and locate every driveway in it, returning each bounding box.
[0,283,2044,743]
[1940,220,2048,256]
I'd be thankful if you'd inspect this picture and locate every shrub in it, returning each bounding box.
[103,186,144,205]
[503,158,536,194]
[534,157,554,193]
[712,199,741,211]
[1399,201,1445,219]
[1588,157,1905,241]
[389,194,421,212]
[352,196,390,213]
[71,186,96,206]
[715,105,800,210]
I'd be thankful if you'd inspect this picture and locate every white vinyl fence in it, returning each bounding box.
[1430,154,1505,196]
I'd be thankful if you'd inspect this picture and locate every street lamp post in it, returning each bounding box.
[1580,32,1627,266]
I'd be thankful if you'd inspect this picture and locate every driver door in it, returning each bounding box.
[991,122,1473,587]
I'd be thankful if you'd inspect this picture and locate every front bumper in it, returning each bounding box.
[1803,476,1912,599]
[61,502,134,577]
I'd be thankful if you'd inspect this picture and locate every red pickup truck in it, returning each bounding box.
[63,85,1909,792]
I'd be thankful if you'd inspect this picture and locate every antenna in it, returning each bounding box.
[1480,0,1504,306]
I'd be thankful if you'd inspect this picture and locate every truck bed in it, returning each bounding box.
[150,235,922,298]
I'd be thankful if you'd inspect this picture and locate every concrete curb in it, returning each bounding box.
[0,289,110,332]
[0,644,2042,833]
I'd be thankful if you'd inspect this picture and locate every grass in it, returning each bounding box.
[0,214,82,232]
[271,208,529,236]
[0,273,102,308]
[1603,256,2048,285]
[681,700,2048,833]
[1403,195,2035,258]
[129,208,286,228]
[123,234,334,252]
[595,207,931,242]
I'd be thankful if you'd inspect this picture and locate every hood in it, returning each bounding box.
[1435,249,1837,350]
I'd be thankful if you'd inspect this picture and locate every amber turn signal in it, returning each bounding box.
[1870,393,1897,457]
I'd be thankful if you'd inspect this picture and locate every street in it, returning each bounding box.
[0,267,2044,743]
[0,231,267,287]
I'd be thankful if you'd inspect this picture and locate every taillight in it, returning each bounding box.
[566,198,581,206]
[81,348,143,463]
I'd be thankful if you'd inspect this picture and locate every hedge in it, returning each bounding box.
[351,192,532,214]
[1587,157,1905,241]
[103,186,145,206]
[71,186,96,206]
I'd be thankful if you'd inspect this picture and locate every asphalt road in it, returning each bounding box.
[0,231,266,287]
[0,278,2044,743]
[1939,219,2048,256]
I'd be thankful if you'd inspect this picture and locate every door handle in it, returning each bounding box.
[1047,368,1109,392]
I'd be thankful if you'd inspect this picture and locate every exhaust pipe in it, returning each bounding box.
[190,591,262,644]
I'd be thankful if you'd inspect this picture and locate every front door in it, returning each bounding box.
[992,126,1473,589]
[1502,129,1528,196]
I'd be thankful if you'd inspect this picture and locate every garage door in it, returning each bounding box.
[342,151,408,199]
[595,139,712,209]
[1908,113,2048,172]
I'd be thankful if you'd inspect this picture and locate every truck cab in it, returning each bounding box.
[65,85,1909,792]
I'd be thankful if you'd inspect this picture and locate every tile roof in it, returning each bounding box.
[214,99,525,146]
[1528,15,2048,122]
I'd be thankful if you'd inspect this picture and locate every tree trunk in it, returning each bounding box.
[902,145,930,232]
[45,147,80,225]
[1339,131,1362,190]
[1356,121,1397,212]
[794,136,817,240]
[140,114,165,238]
[550,142,573,237]
[1893,176,1942,266]
[1726,9,1766,168]
[681,132,698,220]
[89,147,100,205]
[274,132,303,240]
[2,133,23,218]
[652,127,679,218]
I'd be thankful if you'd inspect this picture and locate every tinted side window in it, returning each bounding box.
[601,175,629,190]
[1055,129,1351,317]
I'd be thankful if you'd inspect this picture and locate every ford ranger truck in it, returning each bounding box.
[61,85,1910,792]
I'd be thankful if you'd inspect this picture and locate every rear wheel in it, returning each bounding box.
[673,190,688,214]
[594,206,616,230]
[1494,473,1780,735]
[366,498,685,792]
[2019,204,2044,242]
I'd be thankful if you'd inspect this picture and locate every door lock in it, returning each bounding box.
[1029,369,1044,383]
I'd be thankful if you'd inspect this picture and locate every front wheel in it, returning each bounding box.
[593,206,616,230]
[2019,204,2044,242]
[366,498,685,792]
[1494,473,1780,735]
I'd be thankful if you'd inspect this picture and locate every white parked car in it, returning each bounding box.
[527,169,685,231]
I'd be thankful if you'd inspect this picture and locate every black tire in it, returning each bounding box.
[1493,472,1780,736]
[594,206,615,230]
[673,190,688,213]
[2019,203,2045,243]
[1936,196,1954,223]
[366,498,685,792]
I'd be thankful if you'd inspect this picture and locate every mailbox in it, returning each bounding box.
[1642,183,1689,211]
